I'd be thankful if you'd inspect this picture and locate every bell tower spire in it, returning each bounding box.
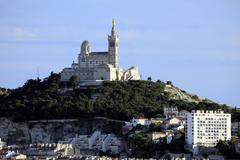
[108,18,119,67]
[111,18,116,36]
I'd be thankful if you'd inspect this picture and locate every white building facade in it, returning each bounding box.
[60,19,140,82]
[63,131,123,155]
[131,118,151,127]
[185,110,231,154]
[163,107,178,120]
[0,138,6,150]
[178,110,190,120]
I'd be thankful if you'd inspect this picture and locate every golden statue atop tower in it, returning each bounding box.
[112,18,116,28]
[111,18,116,36]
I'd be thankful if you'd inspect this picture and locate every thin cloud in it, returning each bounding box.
[0,27,36,41]
[12,28,36,40]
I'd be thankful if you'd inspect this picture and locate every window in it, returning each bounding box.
[109,42,115,47]
[82,58,85,62]
[90,61,92,64]
[96,61,98,64]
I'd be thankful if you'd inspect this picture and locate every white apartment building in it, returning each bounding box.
[131,118,151,127]
[92,133,122,154]
[63,131,122,154]
[106,135,122,154]
[0,138,6,150]
[163,107,178,120]
[72,131,100,150]
[185,110,231,154]
[178,110,190,120]
[93,134,110,151]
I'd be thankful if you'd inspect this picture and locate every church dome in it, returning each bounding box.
[81,40,91,54]
[82,40,90,46]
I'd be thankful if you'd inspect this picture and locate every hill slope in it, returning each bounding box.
[0,73,236,121]
[164,83,212,103]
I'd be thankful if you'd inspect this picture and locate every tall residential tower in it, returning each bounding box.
[185,110,231,154]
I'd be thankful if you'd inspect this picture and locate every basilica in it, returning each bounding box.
[60,19,140,82]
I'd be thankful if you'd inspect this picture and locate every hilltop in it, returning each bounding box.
[0,73,238,122]
[164,82,212,104]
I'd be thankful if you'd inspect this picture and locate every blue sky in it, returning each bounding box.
[0,0,239,107]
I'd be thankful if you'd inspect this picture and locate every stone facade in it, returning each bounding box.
[60,19,140,82]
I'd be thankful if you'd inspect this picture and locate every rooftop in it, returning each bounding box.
[192,110,225,114]
[91,52,108,55]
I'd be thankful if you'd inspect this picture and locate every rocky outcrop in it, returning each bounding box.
[0,118,123,145]
[164,83,212,103]
[0,118,30,144]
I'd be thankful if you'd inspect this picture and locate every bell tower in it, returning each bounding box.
[108,19,119,67]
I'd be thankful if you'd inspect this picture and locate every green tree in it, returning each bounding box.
[216,140,239,158]
[69,75,78,88]
[147,77,152,81]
